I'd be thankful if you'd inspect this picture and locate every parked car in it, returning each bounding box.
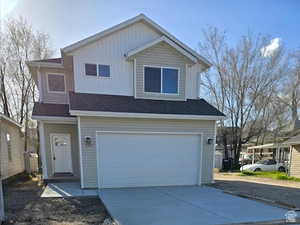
[239,154,261,165]
[240,159,286,172]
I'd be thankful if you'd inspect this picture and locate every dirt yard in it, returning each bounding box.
[212,172,300,209]
[2,176,108,225]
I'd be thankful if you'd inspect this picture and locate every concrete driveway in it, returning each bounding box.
[99,186,288,225]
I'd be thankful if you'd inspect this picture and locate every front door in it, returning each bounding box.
[51,133,73,174]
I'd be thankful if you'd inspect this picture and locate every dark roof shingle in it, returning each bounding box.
[283,134,300,145]
[32,103,72,117]
[69,92,225,117]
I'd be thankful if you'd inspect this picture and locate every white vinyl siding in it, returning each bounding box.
[72,22,161,96]
[79,117,216,188]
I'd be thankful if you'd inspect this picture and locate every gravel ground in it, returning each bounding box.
[212,172,300,209]
[2,176,108,225]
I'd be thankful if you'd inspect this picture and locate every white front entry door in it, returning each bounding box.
[51,134,73,173]
[97,132,201,188]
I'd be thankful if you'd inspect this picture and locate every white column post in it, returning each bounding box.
[38,121,48,179]
[77,117,84,189]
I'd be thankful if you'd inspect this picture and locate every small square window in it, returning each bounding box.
[48,74,65,92]
[98,64,110,77]
[85,64,97,76]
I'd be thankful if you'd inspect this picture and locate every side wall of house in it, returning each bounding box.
[290,145,300,177]
[0,120,25,180]
[79,117,215,188]
[43,123,80,178]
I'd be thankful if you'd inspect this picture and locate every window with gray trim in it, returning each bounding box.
[98,64,110,77]
[6,133,12,161]
[48,74,65,92]
[144,66,179,94]
[85,63,110,77]
[85,64,97,76]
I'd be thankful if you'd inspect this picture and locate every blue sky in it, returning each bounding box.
[1,0,299,56]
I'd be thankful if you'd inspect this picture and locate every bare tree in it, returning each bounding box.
[278,50,300,124]
[0,17,53,152]
[200,28,287,167]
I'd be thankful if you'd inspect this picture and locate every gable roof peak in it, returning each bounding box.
[61,14,211,68]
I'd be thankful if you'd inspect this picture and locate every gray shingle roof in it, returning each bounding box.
[69,92,225,117]
[32,103,72,117]
[283,134,300,145]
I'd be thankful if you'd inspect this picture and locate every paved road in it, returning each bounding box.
[213,173,300,209]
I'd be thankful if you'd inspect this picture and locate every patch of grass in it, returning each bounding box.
[240,170,300,182]
[240,170,256,176]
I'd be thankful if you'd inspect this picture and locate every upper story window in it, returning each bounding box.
[47,73,65,93]
[98,64,110,77]
[144,66,179,94]
[6,133,12,161]
[85,63,110,77]
[85,64,97,76]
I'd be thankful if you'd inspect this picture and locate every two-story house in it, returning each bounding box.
[28,14,224,189]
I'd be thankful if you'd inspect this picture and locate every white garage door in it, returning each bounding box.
[97,132,201,188]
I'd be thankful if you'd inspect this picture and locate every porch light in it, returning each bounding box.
[85,136,92,146]
[207,138,214,145]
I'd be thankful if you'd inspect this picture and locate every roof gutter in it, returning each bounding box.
[26,61,64,69]
[69,110,225,120]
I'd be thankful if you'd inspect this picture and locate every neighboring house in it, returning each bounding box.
[0,114,25,180]
[28,14,224,189]
[283,134,300,177]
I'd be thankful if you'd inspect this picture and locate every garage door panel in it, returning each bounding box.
[97,133,201,188]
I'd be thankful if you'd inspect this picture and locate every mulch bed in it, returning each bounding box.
[2,175,108,225]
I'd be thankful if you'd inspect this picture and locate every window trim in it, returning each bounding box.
[84,63,111,79]
[85,63,98,76]
[6,132,12,161]
[143,65,180,95]
[98,64,111,78]
[46,73,66,94]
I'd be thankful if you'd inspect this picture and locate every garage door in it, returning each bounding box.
[97,132,201,188]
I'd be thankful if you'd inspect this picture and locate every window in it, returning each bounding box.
[85,63,110,77]
[85,64,97,76]
[47,74,65,92]
[144,66,179,94]
[6,133,12,161]
[162,68,178,94]
[98,64,110,77]
[144,67,161,93]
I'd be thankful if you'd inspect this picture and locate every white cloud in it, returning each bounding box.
[261,38,281,57]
